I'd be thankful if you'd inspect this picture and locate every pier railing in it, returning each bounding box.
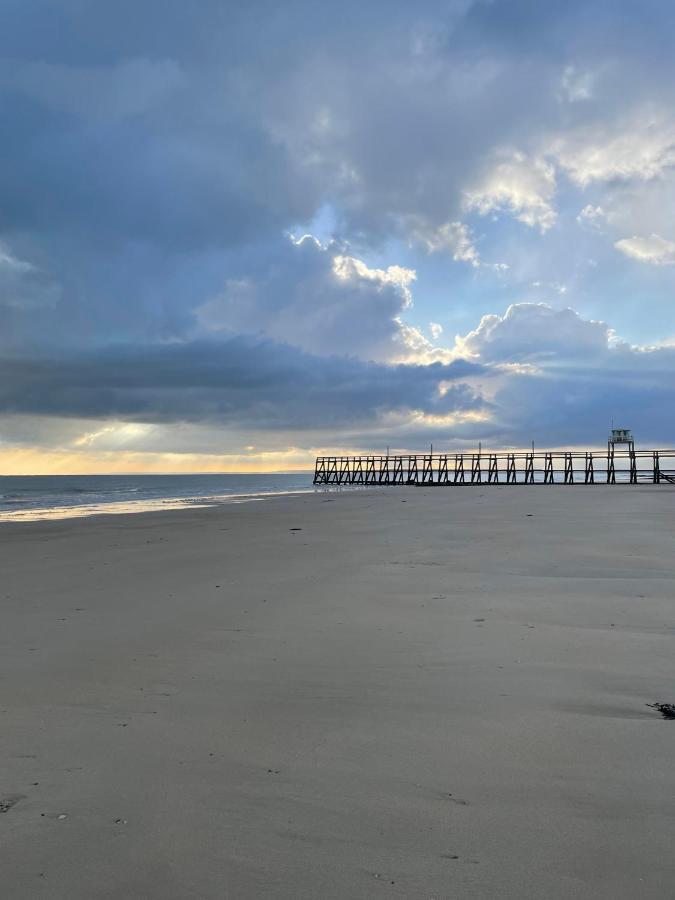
[313,449,675,486]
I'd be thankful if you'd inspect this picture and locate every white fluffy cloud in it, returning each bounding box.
[576,204,606,230]
[614,234,675,265]
[407,219,480,266]
[551,109,675,187]
[454,303,611,363]
[464,151,557,232]
[196,234,417,361]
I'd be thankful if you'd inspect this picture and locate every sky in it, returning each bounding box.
[1,0,675,473]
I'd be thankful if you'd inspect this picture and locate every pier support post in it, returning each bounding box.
[407,456,418,484]
[486,454,497,483]
[544,453,554,484]
[471,453,482,484]
[585,453,594,484]
[525,453,534,484]
[422,454,434,484]
[564,453,574,484]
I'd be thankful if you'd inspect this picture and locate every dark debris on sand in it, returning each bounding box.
[647,702,675,720]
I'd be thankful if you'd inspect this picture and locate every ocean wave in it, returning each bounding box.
[0,474,314,520]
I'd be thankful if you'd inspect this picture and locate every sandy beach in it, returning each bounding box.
[2,486,675,899]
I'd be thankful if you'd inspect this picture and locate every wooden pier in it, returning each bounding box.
[313,449,675,486]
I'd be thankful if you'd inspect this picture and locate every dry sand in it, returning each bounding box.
[1,486,675,899]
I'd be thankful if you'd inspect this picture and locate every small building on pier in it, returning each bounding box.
[608,428,634,453]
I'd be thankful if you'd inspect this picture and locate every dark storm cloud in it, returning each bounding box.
[457,304,675,446]
[0,338,484,429]
[491,361,675,447]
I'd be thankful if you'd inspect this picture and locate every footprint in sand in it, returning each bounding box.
[0,795,25,814]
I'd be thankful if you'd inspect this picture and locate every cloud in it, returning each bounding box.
[332,254,415,306]
[430,322,443,339]
[406,218,481,266]
[449,302,675,446]
[464,151,557,232]
[7,58,185,121]
[488,331,675,446]
[0,337,484,431]
[196,234,416,361]
[576,205,606,230]
[3,297,675,460]
[0,242,60,309]
[454,303,610,363]
[551,109,675,186]
[614,234,675,265]
[3,1,675,468]
[559,65,595,103]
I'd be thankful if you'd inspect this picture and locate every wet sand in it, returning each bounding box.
[1,486,675,898]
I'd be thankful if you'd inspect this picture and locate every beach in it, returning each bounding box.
[2,485,675,899]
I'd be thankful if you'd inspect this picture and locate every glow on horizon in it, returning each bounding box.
[0,447,318,476]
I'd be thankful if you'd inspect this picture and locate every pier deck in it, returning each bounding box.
[314,449,675,486]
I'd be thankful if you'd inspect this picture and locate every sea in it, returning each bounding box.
[0,473,317,522]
